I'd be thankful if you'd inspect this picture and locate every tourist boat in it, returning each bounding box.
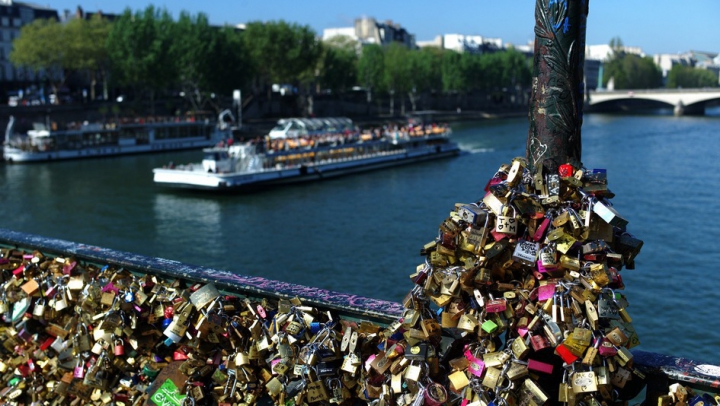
[152,117,461,191]
[2,113,232,163]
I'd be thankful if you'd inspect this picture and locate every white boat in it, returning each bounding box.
[3,114,232,163]
[153,118,460,191]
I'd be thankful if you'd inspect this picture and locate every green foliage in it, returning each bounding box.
[413,47,443,93]
[666,65,719,88]
[441,51,464,92]
[171,12,251,111]
[9,9,536,109]
[608,36,624,59]
[383,43,412,94]
[441,49,531,93]
[10,16,110,100]
[68,14,111,72]
[357,44,384,100]
[106,6,177,93]
[319,37,358,94]
[243,20,321,90]
[11,19,66,73]
[603,54,662,89]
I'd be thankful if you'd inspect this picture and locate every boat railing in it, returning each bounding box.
[0,228,718,403]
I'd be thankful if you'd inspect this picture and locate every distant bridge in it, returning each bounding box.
[587,88,720,115]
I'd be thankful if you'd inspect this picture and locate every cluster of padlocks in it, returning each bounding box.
[661,384,719,405]
[0,157,712,405]
[397,158,649,405]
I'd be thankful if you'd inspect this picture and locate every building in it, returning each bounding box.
[59,6,118,23]
[653,53,694,83]
[586,44,644,62]
[0,0,58,90]
[415,35,442,49]
[440,34,502,54]
[323,17,415,49]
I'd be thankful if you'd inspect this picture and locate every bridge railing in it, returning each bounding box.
[2,228,720,403]
[592,88,720,94]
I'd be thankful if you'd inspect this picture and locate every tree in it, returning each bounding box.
[357,44,384,114]
[106,6,177,111]
[318,36,358,95]
[171,12,250,113]
[243,20,322,98]
[383,43,412,115]
[441,50,464,93]
[602,37,661,90]
[407,47,443,111]
[68,14,111,101]
[667,65,719,88]
[603,54,662,89]
[10,17,107,103]
[608,36,624,58]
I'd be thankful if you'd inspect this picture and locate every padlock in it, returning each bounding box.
[511,240,540,267]
[423,382,448,406]
[305,377,329,403]
[54,287,69,311]
[571,371,598,394]
[74,323,92,353]
[74,356,85,379]
[114,338,125,356]
[481,366,502,389]
[32,298,46,318]
[494,205,519,236]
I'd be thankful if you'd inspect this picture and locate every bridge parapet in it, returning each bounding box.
[588,88,720,115]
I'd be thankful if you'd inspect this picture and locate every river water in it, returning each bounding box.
[2,108,720,364]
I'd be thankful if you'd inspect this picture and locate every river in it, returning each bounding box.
[2,108,719,364]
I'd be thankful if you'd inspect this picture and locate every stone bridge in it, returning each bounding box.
[587,88,720,115]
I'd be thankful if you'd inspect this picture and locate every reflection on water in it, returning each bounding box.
[153,193,225,258]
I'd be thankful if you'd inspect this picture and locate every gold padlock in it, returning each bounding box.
[571,371,598,394]
[481,366,502,389]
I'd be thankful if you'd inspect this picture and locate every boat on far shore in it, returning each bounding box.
[2,111,233,163]
[153,115,461,191]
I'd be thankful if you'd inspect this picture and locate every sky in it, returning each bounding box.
[48,0,719,56]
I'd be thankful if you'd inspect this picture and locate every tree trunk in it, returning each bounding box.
[89,73,95,102]
[366,90,372,116]
[389,90,395,116]
[526,0,589,173]
[408,91,417,112]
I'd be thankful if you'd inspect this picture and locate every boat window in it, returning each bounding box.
[136,131,149,144]
[271,123,288,131]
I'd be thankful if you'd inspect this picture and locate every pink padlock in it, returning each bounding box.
[537,283,556,301]
[485,299,507,313]
[114,339,125,356]
[527,358,554,374]
[73,358,85,379]
[533,217,551,241]
[464,350,485,377]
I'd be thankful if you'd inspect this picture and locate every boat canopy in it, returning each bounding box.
[268,117,353,139]
[28,123,50,138]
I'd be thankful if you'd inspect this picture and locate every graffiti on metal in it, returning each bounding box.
[527,0,587,172]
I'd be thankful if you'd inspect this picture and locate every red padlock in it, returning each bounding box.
[423,382,448,406]
[114,338,125,356]
[556,343,579,364]
[558,163,574,178]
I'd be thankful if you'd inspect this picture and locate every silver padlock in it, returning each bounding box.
[494,204,519,236]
